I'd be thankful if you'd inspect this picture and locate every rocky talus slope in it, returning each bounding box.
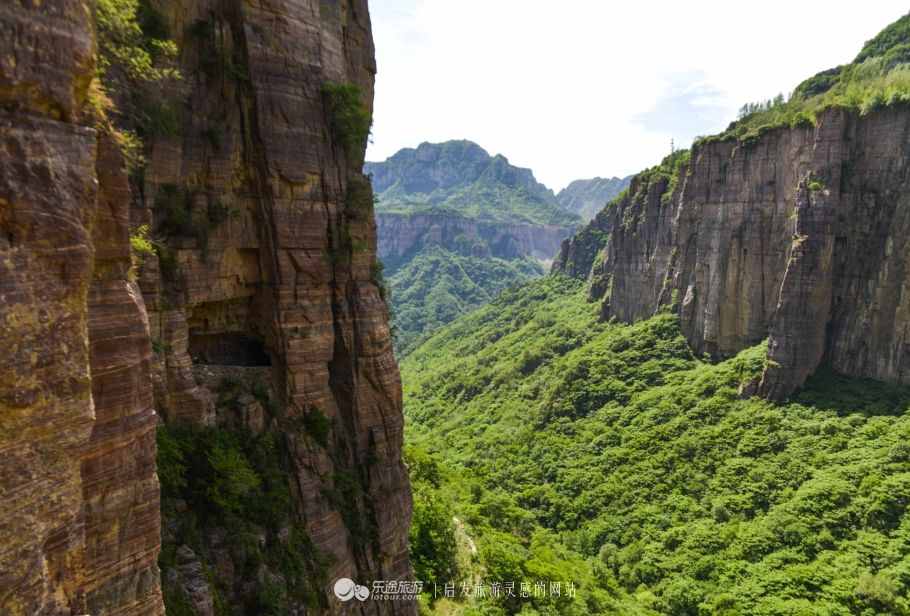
[555,106,910,401]
[0,0,412,614]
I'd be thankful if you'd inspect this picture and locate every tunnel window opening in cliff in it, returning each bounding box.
[189,332,272,367]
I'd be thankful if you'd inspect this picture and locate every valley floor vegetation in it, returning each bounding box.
[402,276,910,616]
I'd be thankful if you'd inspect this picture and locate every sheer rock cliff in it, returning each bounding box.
[0,1,163,613]
[555,107,910,400]
[0,0,412,614]
[376,213,570,265]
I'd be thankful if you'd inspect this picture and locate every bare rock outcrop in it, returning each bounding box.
[136,0,413,611]
[377,212,571,264]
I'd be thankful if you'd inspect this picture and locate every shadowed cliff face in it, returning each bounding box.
[0,0,411,614]
[555,107,910,400]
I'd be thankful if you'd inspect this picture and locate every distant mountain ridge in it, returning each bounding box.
[367,140,583,354]
[556,175,633,221]
[366,140,579,227]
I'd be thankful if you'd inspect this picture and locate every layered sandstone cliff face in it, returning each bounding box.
[140,0,413,612]
[1,0,412,614]
[555,106,910,400]
[0,2,164,614]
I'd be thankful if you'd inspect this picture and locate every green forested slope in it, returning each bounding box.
[402,277,910,616]
[368,140,578,355]
[388,246,543,355]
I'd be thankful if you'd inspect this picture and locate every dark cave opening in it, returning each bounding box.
[188,332,272,367]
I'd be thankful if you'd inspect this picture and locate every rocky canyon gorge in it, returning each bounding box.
[0,0,412,614]
[6,2,910,615]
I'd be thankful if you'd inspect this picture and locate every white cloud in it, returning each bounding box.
[367,1,908,190]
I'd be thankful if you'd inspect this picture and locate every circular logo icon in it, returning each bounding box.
[334,578,356,601]
[333,578,370,602]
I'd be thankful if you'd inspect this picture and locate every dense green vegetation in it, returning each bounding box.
[702,13,910,145]
[388,246,543,355]
[402,276,910,615]
[93,0,181,169]
[322,82,372,159]
[158,380,329,615]
[95,0,178,85]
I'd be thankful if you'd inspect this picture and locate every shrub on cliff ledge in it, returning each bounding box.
[95,0,181,130]
[206,439,261,515]
[322,82,372,159]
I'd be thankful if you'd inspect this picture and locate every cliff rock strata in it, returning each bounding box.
[138,0,412,611]
[0,1,164,614]
[1,0,411,614]
[556,107,910,400]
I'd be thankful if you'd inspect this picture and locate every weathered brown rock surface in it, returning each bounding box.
[2,0,411,613]
[82,133,164,615]
[555,107,910,400]
[136,0,413,612]
[0,1,165,614]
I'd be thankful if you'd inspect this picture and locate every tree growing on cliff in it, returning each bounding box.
[322,81,372,159]
[92,0,182,167]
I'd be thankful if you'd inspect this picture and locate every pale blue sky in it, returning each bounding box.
[366,2,909,190]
